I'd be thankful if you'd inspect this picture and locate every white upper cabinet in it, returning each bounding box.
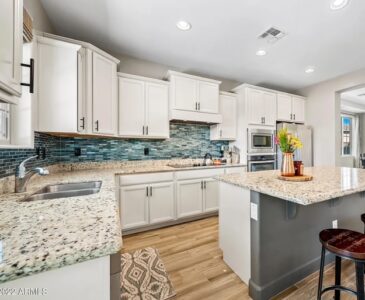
[291,96,305,123]
[173,75,197,111]
[198,81,219,113]
[145,82,169,138]
[246,88,276,126]
[262,91,277,126]
[167,71,222,123]
[118,77,145,136]
[210,92,237,140]
[277,93,305,123]
[92,52,118,135]
[118,73,169,139]
[34,33,119,136]
[0,0,23,102]
[36,37,81,133]
[277,94,292,121]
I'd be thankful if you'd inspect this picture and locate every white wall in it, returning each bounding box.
[297,68,365,167]
[23,0,55,33]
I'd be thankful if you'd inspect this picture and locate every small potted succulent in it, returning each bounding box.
[275,128,303,176]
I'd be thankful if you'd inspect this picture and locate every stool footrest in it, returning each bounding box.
[321,285,357,297]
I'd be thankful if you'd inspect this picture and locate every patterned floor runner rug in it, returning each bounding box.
[121,247,176,300]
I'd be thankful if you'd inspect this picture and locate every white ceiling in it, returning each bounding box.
[40,0,365,91]
[341,87,365,113]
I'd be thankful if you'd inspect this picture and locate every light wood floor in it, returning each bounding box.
[122,217,359,300]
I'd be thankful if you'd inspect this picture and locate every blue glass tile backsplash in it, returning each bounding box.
[0,123,228,178]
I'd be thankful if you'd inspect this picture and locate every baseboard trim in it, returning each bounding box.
[122,212,218,235]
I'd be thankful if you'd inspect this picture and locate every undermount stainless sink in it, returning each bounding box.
[21,181,102,202]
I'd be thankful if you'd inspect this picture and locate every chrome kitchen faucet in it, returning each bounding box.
[15,155,49,193]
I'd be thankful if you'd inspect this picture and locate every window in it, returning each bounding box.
[0,102,10,145]
[341,115,352,156]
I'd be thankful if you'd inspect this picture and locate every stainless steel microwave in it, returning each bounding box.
[247,128,275,154]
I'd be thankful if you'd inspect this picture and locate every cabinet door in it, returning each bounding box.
[0,0,22,97]
[220,94,237,139]
[247,88,264,125]
[77,48,87,133]
[145,82,169,138]
[120,185,149,229]
[172,75,197,111]
[198,81,219,113]
[263,91,277,126]
[118,77,145,137]
[292,96,305,123]
[277,94,292,122]
[204,178,219,212]
[92,52,117,135]
[37,38,80,133]
[176,179,203,218]
[149,182,175,224]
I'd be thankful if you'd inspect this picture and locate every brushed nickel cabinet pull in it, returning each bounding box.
[150,186,152,196]
[95,120,99,131]
[146,126,149,135]
[80,117,85,130]
[146,186,149,197]
[198,102,200,110]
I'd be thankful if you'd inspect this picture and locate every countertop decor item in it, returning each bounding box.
[275,128,303,176]
[294,160,304,176]
[277,174,313,182]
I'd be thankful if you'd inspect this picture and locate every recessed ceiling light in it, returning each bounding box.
[256,49,267,56]
[305,66,315,74]
[330,0,349,10]
[176,20,191,31]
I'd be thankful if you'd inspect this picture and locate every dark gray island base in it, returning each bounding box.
[249,191,365,300]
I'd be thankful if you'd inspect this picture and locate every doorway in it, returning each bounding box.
[339,86,365,167]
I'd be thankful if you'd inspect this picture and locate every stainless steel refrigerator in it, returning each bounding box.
[276,122,313,168]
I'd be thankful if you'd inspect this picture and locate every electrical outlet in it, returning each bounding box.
[332,220,338,229]
[74,147,81,156]
[250,203,258,221]
[144,148,149,155]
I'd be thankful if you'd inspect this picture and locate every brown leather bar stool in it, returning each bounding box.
[361,214,365,233]
[318,229,365,300]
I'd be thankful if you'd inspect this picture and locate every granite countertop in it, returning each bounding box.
[0,169,123,284]
[216,166,365,205]
[0,160,246,284]
[114,162,246,174]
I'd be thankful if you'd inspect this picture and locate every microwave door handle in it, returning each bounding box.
[249,160,276,164]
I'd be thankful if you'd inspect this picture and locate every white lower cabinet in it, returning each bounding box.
[119,167,245,232]
[120,181,175,230]
[120,184,149,229]
[149,182,175,224]
[204,178,220,212]
[176,179,204,218]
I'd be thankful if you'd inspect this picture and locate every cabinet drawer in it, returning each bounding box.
[119,172,174,186]
[175,168,224,180]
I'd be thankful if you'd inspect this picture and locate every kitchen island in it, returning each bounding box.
[217,167,365,300]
